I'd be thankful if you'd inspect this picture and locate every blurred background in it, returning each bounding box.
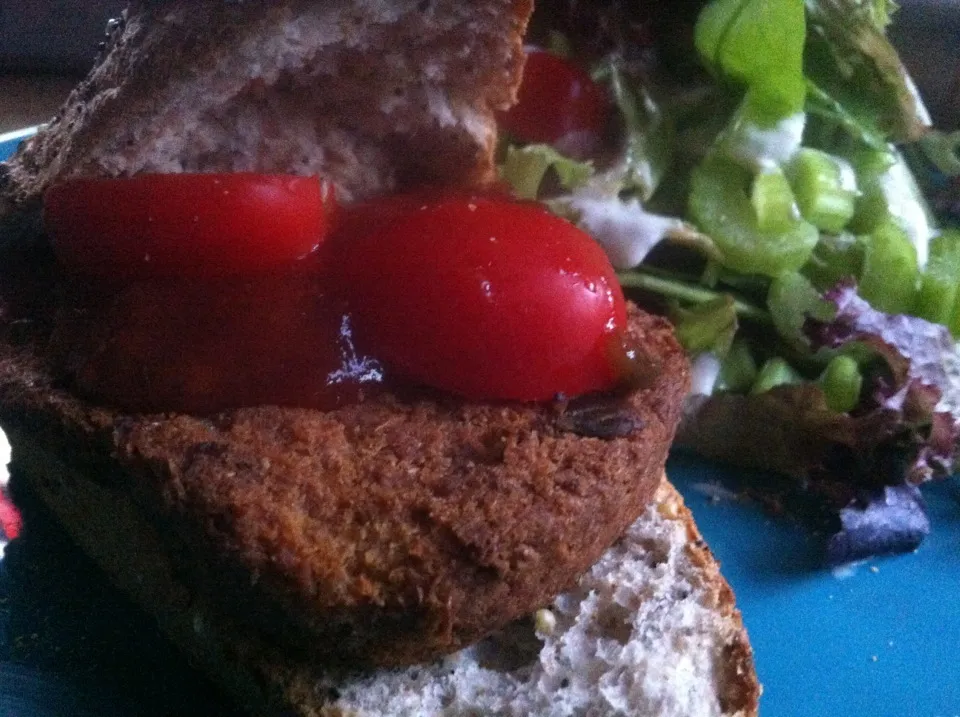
[0,0,958,132]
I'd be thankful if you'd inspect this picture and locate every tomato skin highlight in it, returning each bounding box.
[44,174,334,280]
[497,49,610,150]
[330,197,628,402]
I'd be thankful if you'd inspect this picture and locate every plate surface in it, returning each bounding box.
[2,110,960,717]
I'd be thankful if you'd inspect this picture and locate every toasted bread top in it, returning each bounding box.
[0,0,532,245]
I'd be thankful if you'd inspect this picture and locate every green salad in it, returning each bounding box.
[500,0,960,563]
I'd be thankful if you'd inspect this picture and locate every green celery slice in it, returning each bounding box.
[859,220,919,315]
[819,354,863,413]
[917,231,960,332]
[788,148,857,233]
[689,154,819,277]
[752,167,800,233]
[751,357,803,394]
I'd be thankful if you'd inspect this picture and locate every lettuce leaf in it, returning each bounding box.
[678,279,960,560]
[805,279,960,480]
[671,295,739,358]
[604,63,674,201]
[695,0,808,121]
[804,0,931,144]
[498,144,593,200]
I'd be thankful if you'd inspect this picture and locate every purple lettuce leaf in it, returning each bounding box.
[826,485,930,565]
[677,279,959,562]
[805,279,960,482]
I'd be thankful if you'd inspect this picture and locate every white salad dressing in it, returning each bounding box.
[903,73,934,129]
[877,155,937,269]
[689,353,722,397]
[728,112,806,171]
[565,193,683,269]
[834,156,858,193]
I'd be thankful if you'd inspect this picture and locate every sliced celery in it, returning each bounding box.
[917,231,960,331]
[848,149,896,235]
[689,154,819,277]
[751,357,802,394]
[718,340,759,394]
[751,168,800,233]
[695,0,807,121]
[819,355,863,413]
[859,220,919,315]
[670,296,738,358]
[788,149,857,233]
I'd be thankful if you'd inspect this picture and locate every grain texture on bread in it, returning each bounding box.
[0,253,689,667]
[0,0,532,243]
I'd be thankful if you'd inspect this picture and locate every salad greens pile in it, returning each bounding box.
[502,0,960,562]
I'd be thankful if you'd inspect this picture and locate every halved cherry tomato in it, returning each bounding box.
[497,49,610,150]
[329,197,628,402]
[329,186,513,250]
[44,174,335,280]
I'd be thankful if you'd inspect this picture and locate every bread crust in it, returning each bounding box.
[0,0,533,244]
[656,482,761,717]
[8,446,758,716]
[0,254,689,667]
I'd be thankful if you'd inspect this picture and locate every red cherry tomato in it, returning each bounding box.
[44,174,335,280]
[330,186,513,249]
[330,197,628,402]
[497,49,610,150]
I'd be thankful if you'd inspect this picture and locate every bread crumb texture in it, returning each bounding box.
[301,481,760,717]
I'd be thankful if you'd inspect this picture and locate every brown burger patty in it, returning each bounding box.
[0,257,689,667]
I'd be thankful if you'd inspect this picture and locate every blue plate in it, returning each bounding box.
[2,128,960,716]
[0,128,38,162]
[669,456,960,717]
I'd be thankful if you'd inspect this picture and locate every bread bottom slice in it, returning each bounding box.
[9,431,759,717]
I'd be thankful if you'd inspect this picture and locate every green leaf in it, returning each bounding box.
[498,144,594,200]
[618,268,772,325]
[695,0,807,120]
[768,271,835,349]
[804,79,888,151]
[670,295,739,357]
[605,63,674,201]
[804,0,931,144]
[688,154,820,277]
[801,232,865,291]
[919,131,960,177]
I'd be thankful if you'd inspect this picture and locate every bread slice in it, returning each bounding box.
[8,433,759,716]
[307,479,760,717]
[0,0,532,244]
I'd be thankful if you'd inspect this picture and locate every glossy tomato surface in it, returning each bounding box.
[44,174,334,280]
[331,197,628,402]
[497,49,610,150]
